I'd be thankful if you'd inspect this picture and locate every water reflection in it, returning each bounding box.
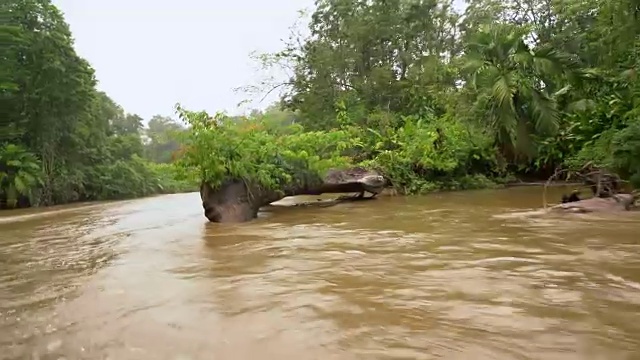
[1,188,639,359]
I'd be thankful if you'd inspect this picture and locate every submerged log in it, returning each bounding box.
[200,167,387,223]
[549,193,637,213]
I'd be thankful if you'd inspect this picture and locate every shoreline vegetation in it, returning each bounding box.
[1,1,199,210]
[3,0,639,213]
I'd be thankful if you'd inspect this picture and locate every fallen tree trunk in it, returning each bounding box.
[549,193,637,213]
[200,167,387,223]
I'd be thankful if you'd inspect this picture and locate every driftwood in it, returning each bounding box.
[549,193,637,213]
[286,194,377,208]
[200,167,387,223]
[543,164,638,213]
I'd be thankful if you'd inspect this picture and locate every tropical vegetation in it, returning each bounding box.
[3,0,639,209]
[177,0,640,195]
[1,0,197,209]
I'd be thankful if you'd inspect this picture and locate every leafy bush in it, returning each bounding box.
[175,103,501,195]
[175,106,357,191]
[0,144,43,208]
[611,118,640,187]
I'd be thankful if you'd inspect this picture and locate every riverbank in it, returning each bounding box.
[1,176,617,223]
[0,201,119,224]
[0,190,202,224]
[379,181,584,196]
[0,186,198,214]
[0,180,544,223]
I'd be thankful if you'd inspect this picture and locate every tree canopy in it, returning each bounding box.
[3,0,639,210]
[0,0,196,209]
[177,0,640,194]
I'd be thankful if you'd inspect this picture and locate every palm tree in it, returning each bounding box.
[0,144,42,208]
[463,24,576,161]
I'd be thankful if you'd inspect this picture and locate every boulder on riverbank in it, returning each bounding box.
[548,193,638,213]
[200,167,387,223]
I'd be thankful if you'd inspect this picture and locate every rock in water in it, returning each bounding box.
[200,167,387,223]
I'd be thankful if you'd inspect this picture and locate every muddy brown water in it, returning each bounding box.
[1,187,640,360]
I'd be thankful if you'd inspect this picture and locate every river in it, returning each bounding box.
[1,187,639,360]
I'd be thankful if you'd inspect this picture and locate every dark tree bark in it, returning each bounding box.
[200,167,387,223]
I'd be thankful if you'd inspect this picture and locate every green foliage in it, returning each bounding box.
[144,115,186,163]
[463,23,577,159]
[175,97,500,195]
[85,156,197,200]
[147,162,199,194]
[611,119,640,187]
[6,0,640,207]
[356,112,497,194]
[178,0,639,194]
[175,105,356,191]
[0,144,42,208]
[0,0,197,209]
[235,0,640,191]
[566,118,640,188]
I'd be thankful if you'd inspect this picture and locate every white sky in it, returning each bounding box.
[52,0,465,121]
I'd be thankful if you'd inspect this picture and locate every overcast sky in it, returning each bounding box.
[52,0,465,122]
[51,0,314,121]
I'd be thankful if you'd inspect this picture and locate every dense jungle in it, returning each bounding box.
[3,0,639,209]
[1,1,198,209]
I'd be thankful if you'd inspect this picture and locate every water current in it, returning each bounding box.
[1,187,639,359]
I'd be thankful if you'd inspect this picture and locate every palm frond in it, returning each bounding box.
[515,118,535,158]
[620,68,637,81]
[530,89,559,135]
[490,75,518,147]
[14,175,27,194]
[473,65,501,89]
[566,99,596,112]
[6,183,17,208]
[553,85,572,98]
[491,74,515,109]
[462,57,488,75]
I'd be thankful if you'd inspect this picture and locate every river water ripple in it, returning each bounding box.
[1,188,639,359]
